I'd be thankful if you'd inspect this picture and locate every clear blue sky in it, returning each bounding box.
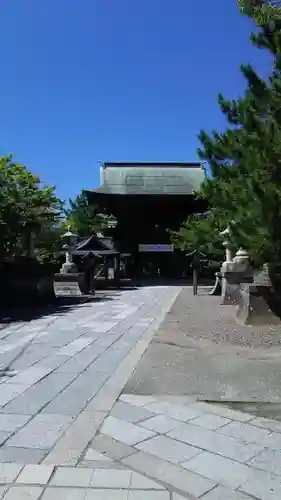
[0,0,272,201]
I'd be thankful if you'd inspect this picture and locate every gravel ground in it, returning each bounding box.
[164,287,281,349]
[125,286,281,405]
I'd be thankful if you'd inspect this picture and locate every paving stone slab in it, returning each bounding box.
[41,386,99,416]
[56,345,105,374]
[249,447,281,476]
[78,461,125,470]
[181,451,253,489]
[6,414,72,449]
[1,372,77,415]
[89,434,136,461]
[0,487,7,499]
[7,366,52,387]
[69,371,109,390]
[239,468,281,499]
[128,493,170,499]
[168,422,265,463]
[122,449,216,497]
[2,486,43,500]
[50,467,93,487]
[202,485,254,499]
[11,346,58,371]
[0,415,31,433]
[85,490,128,500]
[16,464,54,485]
[0,384,29,407]
[136,435,201,465]
[43,411,106,466]
[130,472,166,490]
[0,447,47,464]
[119,395,156,407]
[37,354,71,371]
[145,401,202,422]
[41,487,87,500]
[87,322,118,333]
[0,432,12,446]
[155,395,196,406]
[186,401,253,422]
[83,449,114,462]
[100,416,157,445]
[190,413,231,431]
[248,417,281,434]
[110,401,155,424]
[139,414,182,434]
[221,422,281,450]
[219,421,271,443]
[0,463,22,483]
[90,469,131,488]
[56,338,94,357]
[0,350,24,371]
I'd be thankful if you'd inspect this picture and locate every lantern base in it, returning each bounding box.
[60,262,78,274]
[54,272,92,297]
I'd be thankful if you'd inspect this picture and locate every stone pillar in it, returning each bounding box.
[114,255,121,281]
[220,227,233,265]
[60,244,77,274]
[220,227,234,304]
[235,262,280,325]
[221,247,253,305]
[104,258,109,279]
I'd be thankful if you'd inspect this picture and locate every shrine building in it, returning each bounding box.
[84,162,207,279]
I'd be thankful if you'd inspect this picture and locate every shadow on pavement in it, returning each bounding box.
[0,294,116,325]
[133,278,213,287]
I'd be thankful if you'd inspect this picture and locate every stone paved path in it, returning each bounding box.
[0,286,180,498]
[92,393,281,499]
[1,285,281,499]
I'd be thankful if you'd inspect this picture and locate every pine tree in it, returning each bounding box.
[66,191,104,237]
[174,21,281,268]
[238,0,281,24]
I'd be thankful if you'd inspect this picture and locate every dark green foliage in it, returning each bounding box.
[0,155,63,262]
[65,191,104,237]
[171,213,224,262]
[65,191,117,238]
[174,17,281,267]
[238,0,281,25]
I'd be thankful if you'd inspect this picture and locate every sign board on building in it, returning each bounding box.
[138,244,174,253]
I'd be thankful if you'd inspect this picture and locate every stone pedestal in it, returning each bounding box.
[60,262,78,274]
[37,276,55,301]
[220,261,237,305]
[220,248,253,305]
[235,283,281,325]
[53,273,91,297]
[221,270,253,305]
[209,272,222,296]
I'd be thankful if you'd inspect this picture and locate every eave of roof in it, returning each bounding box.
[102,162,202,168]
[84,188,201,196]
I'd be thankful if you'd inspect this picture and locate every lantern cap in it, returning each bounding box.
[62,225,77,238]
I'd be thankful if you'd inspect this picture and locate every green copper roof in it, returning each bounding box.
[96,163,205,195]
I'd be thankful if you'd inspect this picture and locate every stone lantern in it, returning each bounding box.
[60,226,78,274]
[106,215,117,229]
[233,248,250,271]
[220,226,233,264]
[219,225,235,304]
